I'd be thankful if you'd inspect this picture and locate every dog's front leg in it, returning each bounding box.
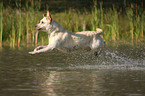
[29,45,54,54]
[34,46,47,52]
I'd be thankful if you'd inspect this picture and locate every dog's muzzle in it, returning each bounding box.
[35,25,41,30]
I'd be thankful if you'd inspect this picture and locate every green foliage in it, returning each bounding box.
[0,2,3,47]
[0,0,144,48]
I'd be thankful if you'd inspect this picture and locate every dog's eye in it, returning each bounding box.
[41,21,44,24]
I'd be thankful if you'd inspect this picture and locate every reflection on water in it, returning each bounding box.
[33,70,145,96]
[0,43,145,96]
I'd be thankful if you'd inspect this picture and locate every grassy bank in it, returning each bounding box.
[0,1,144,48]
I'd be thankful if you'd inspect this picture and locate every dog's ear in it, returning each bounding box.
[43,13,46,17]
[46,11,52,21]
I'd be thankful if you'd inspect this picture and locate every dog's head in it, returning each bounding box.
[35,11,52,31]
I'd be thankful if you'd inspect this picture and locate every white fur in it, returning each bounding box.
[29,11,105,56]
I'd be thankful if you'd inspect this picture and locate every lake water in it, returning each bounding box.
[0,43,145,96]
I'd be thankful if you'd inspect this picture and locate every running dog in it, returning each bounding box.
[29,11,105,56]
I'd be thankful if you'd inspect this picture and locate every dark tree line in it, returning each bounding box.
[1,0,144,12]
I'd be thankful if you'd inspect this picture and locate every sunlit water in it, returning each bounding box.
[0,43,145,96]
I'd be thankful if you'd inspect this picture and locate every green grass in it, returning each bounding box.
[0,3,3,47]
[10,17,16,48]
[127,5,134,42]
[0,1,144,48]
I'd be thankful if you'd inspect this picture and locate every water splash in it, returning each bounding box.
[64,43,145,70]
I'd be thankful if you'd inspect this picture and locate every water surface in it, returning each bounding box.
[0,43,145,96]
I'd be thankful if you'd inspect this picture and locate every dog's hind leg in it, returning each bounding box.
[96,48,106,59]
[94,46,105,57]
[94,51,99,57]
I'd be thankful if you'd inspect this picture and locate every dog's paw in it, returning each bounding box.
[29,51,37,54]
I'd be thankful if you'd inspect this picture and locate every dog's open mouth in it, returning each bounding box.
[36,28,42,30]
[35,25,42,30]
[37,28,42,30]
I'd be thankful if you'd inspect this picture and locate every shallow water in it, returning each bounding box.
[0,43,145,96]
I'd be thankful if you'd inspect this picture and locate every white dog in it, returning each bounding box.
[29,11,105,56]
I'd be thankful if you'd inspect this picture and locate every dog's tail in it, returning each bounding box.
[96,28,104,36]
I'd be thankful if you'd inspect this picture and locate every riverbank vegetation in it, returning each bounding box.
[0,0,144,48]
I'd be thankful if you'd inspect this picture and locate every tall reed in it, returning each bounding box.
[100,1,104,28]
[16,1,22,47]
[111,6,119,41]
[140,12,144,40]
[74,12,79,32]
[127,5,134,41]
[91,0,99,31]
[26,12,30,44]
[0,3,3,47]
[18,11,22,47]
[10,17,16,48]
